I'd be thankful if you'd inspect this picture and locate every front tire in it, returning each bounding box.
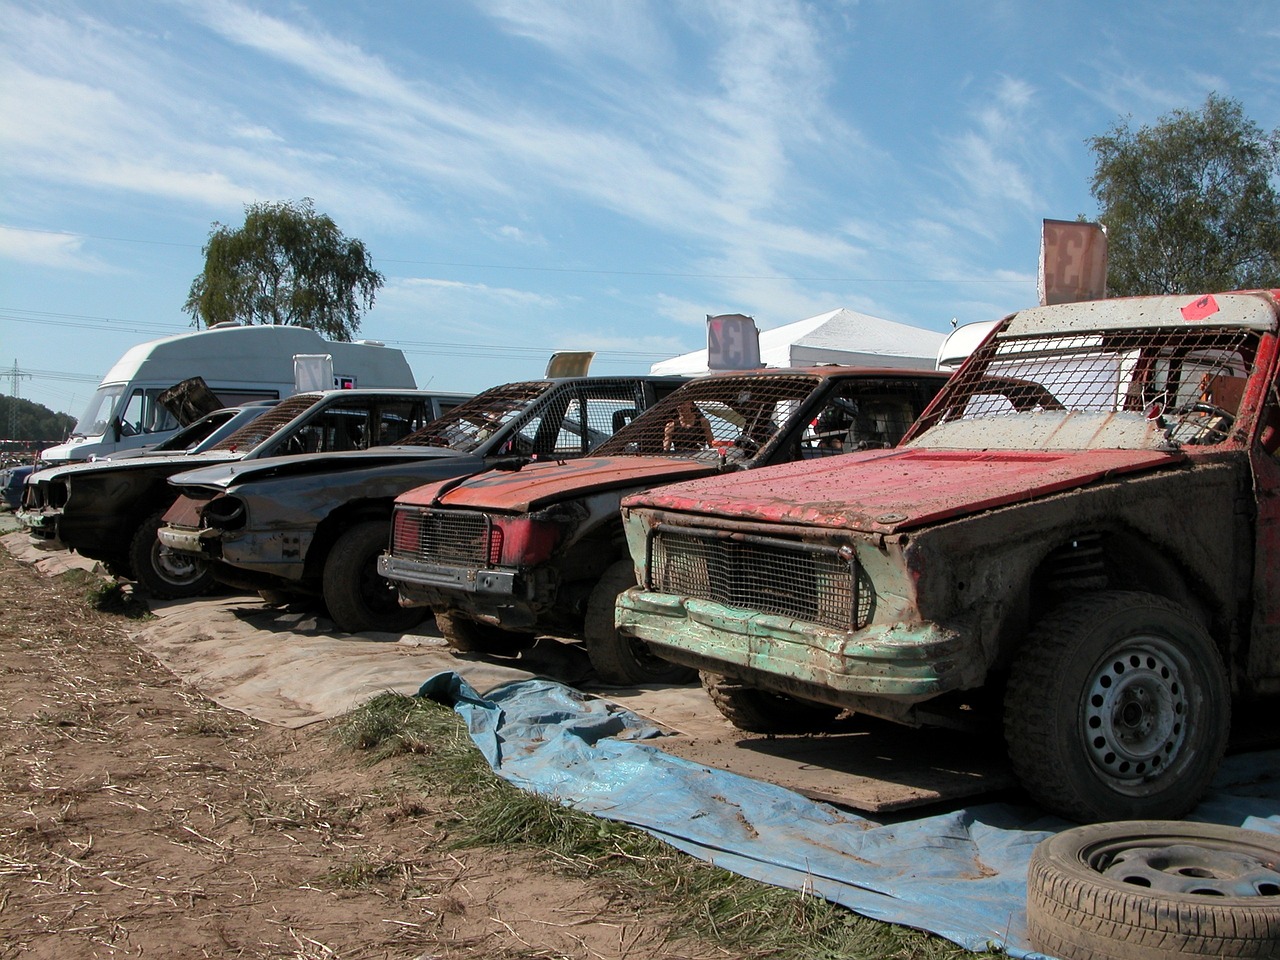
[701,672,842,733]
[1027,820,1280,960]
[584,560,696,685]
[1004,590,1229,823]
[435,611,532,654]
[323,521,426,634]
[128,509,216,599]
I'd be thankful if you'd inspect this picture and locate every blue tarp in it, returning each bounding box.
[419,672,1280,957]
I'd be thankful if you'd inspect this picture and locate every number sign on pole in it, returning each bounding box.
[1039,219,1107,305]
[545,351,594,378]
[706,314,762,370]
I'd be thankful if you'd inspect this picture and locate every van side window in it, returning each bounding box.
[120,388,181,436]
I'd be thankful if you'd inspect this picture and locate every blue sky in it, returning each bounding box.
[2,0,1278,416]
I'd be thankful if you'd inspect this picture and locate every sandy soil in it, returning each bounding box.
[0,544,716,960]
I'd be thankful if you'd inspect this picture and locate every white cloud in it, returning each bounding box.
[0,226,109,271]
[388,276,562,310]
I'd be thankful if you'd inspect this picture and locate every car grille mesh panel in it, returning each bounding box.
[393,510,491,565]
[649,528,869,630]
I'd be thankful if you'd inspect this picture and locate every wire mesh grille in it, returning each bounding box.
[401,381,552,450]
[649,528,870,630]
[207,393,325,452]
[927,326,1258,446]
[401,378,677,458]
[592,372,943,462]
[391,509,491,564]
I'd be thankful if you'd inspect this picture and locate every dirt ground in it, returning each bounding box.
[0,543,717,960]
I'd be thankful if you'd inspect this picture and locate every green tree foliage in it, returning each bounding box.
[0,394,75,444]
[184,198,384,341]
[1088,94,1280,296]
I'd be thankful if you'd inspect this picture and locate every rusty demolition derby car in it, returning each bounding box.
[379,367,948,684]
[616,291,1280,823]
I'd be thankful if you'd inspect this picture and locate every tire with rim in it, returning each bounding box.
[435,610,533,654]
[1027,820,1280,960]
[322,521,426,634]
[584,559,696,685]
[1004,590,1229,824]
[701,671,842,733]
[128,509,216,599]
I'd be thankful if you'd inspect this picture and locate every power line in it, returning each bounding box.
[9,226,1036,285]
[0,308,675,364]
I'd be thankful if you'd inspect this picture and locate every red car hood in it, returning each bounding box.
[396,456,719,513]
[624,447,1184,534]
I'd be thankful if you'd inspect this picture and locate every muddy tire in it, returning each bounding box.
[1027,820,1280,960]
[257,589,295,607]
[1004,591,1229,824]
[323,521,426,634]
[700,672,841,733]
[584,560,696,685]
[435,610,532,654]
[127,509,216,599]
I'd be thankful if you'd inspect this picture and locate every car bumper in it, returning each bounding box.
[378,554,517,601]
[16,509,62,544]
[615,588,967,703]
[377,555,552,631]
[158,524,313,582]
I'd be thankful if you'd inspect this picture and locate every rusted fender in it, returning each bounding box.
[623,447,1184,534]
[395,455,715,513]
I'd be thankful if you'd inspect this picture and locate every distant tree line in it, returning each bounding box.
[0,395,76,446]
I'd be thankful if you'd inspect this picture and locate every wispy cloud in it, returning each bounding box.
[0,226,109,271]
[179,0,867,270]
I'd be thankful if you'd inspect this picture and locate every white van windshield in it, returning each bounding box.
[74,386,125,438]
[72,385,182,439]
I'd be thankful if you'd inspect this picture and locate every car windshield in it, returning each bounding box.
[206,393,327,452]
[593,373,941,463]
[73,386,125,437]
[401,382,552,452]
[911,324,1259,451]
[401,379,667,458]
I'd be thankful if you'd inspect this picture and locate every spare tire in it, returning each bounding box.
[1027,820,1280,959]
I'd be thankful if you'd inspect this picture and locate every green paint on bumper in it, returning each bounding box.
[616,588,965,701]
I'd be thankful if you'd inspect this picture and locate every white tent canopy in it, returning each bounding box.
[651,308,947,376]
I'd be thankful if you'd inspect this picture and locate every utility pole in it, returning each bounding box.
[5,359,32,440]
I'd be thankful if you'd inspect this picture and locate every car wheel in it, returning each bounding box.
[127,509,216,599]
[584,560,696,685]
[435,610,533,654]
[700,671,842,733]
[1027,820,1280,960]
[1004,590,1230,823]
[323,521,426,634]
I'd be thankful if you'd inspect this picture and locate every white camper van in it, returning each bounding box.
[936,319,1000,371]
[42,324,417,464]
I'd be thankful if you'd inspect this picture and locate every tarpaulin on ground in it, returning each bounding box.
[420,671,1280,958]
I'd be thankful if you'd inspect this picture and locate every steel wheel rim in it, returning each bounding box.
[151,541,205,585]
[1082,634,1190,790]
[1085,836,1280,899]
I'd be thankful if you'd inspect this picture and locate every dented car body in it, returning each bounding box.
[17,390,465,598]
[156,377,686,633]
[380,368,948,683]
[617,291,1280,823]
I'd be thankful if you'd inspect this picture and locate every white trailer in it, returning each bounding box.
[42,324,416,464]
